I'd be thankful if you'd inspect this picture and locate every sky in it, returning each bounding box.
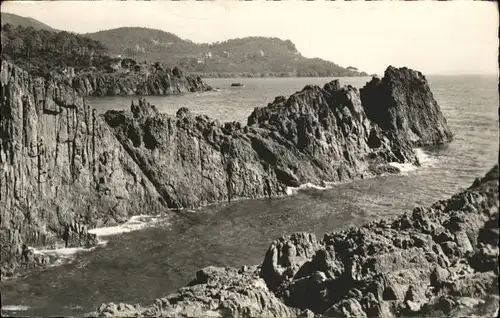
[2,0,498,75]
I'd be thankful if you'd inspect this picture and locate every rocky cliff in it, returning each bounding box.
[102,66,449,209]
[69,63,212,97]
[360,66,453,146]
[0,61,164,273]
[0,62,452,275]
[96,164,499,317]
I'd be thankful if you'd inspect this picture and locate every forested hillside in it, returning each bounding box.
[1,23,111,76]
[1,12,370,77]
[86,28,369,77]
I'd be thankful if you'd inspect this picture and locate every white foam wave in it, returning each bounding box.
[2,305,29,311]
[389,148,436,174]
[388,162,418,174]
[387,148,438,175]
[88,215,162,237]
[28,241,106,266]
[415,147,437,166]
[34,245,98,257]
[286,182,332,195]
[19,215,166,271]
[286,149,438,195]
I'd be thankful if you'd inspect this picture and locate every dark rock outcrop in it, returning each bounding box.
[0,61,164,274]
[360,66,453,146]
[103,66,450,209]
[64,63,211,97]
[95,165,499,317]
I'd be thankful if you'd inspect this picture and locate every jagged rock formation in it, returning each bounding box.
[0,61,164,275]
[0,62,452,276]
[260,164,499,317]
[69,63,212,97]
[95,165,499,317]
[103,66,450,209]
[360,66,453,146]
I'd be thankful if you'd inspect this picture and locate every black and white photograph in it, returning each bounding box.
[0,0,498,317]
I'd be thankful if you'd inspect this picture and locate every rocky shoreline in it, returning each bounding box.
[95,164,499,317]
[70,62,212,97]
[44,60,212,97]
[102,66,452,209]
[1,59,497,317]
[1,62,451,277]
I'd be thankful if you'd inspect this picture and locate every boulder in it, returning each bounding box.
[260,232,322,291]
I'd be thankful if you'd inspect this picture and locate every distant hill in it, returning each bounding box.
[85,28,368,77]
[1,12,56,31]
[0,12,369,77]
[86,27,193,54]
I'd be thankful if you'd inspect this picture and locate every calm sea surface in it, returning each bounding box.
[1,76,498,316]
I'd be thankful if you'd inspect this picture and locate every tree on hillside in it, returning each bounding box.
[31,32,43,51]
[10,37,24,54]
[1,23,112,74]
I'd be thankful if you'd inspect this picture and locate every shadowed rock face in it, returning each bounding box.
[95,165,499,317]
[360,66,453,147]
[0,61,164,271]
[69,64,212,97]
[103,66,450,209]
